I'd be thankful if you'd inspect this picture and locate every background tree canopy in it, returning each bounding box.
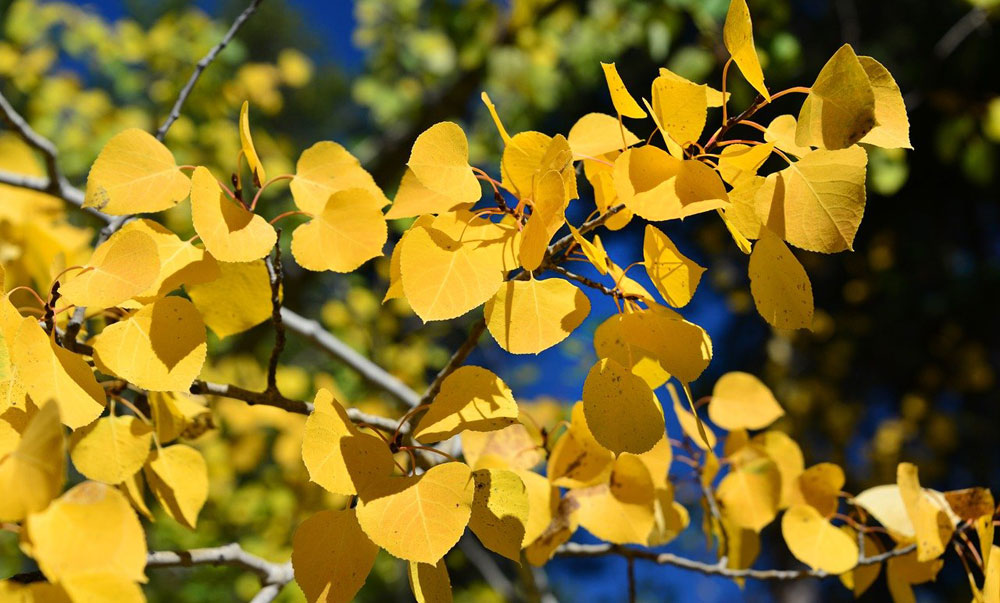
[0,0,998,601]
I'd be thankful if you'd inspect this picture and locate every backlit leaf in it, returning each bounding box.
[788,462,844,517]
[144,443,208,529]
[614,147,728,222]
[839,526,883,596]
[120,219,220,303]
[187,259,271,339]
[501,132,576,203]
[291,188,387,272]
[600,62,646,119]
[518,170,568,271]
[567,113,639,159]
[69,416,152,485]
[484,278,590,355]
[763,115,812,157]
[858,56,912,149]
[291,509,378,603]
[642,224,704,307]
[796,45,876,150]
[239,100,266,184]
[573,453,657,545]
[751,431,804,508]
[386,168,470,219]
[781,504,859,574]
[190,166,276,263]
[290,141,388,215]
[469,468,529,560]
[0,401,64,521]
[650,74,708,149]
[748,228,814,330]
[897,462,953,561]
[413,366,518,443]
[59,229,160,309]
[723,0,770,100]
[708,371,784,431]
[717,453,781,531]
[547,402,614,488]
[582,357,664,455]
[407,122,482,206]
[408,560,452,603]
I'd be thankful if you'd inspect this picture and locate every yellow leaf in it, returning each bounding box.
[613,305,713,383]
[853,484,957,544]
[523,495,579,566]
[723,175,764,243]
[650,74,708,148]
[92,296,207,392]
[119,220,220,303]
[462,421,544,471]
[144,443,208,529]
[985,546,1000,603]
[480,91,513,145]
[657,67,729,107]
[120,470,153,521]
[636,435,672,490]
[516,469,558,546]
[763,114,812,157]
[59,573,145,603]
[386,168,471,219]
[186,259,271,339]
[302,390,394,496]
[781,504,858,574]
[897,462,953,561]
[717,454,781,531]
[190,166,276,263]
[567,113,639,159]
[751,431,804,508]
[413,366,518,443]
[484,278,590,355]
[0,401,63,521]
[708,371,784,431]
[291,188,387,272]
[547,401,614,488]
[518,170,568,271]
[84,128,190,215]
[839,526,883,597]
[670,387,717,450]
[59,229,160,309]
[407,122,481,206]
[148,392,209,444]
[398,224,504,322]
[647,488,690,547]
[469,468,529,560]
[858,56,912,149]
[582,357,665,455]
[356,462,475,564]
[573,453,657,545]
[25,481,146,583]
[408,560,452,603]
[642,224,704,307]
[239,100,266,184]
[723,0,770,100]
[614,147,728,222]
[567,224,610,275]
[69,416,152,485]
[290,141,388,215]
[796,44,876,150]
[586,158,632,231]
[11,318,105,429]
[717,142,775,186]
[748,228,814,330]
[501,132,576,203]
[291,508,378,603]
[600,62,646,119]
[593,313,670,389]
[887,548,943,603]
[788,462,844,517]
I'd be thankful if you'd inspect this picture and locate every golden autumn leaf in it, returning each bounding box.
[887,548,943,603]
[144,443,209,529]
[60,573,146,603]
[483,278,590,355]
[515,469,558,546]
[291,509,379,603]
[290,141,388,215]
[600,62,646,119]
[461,422,543,472]
[186,259,271,339]
[567,113,640,159]
[407,121,482,206]
[84,128,190,215]
[413,366,519,443]
[718,142,775,186]
[26,481,147,583]
[119,219,219,304]
[614,147,728,222]
[593,313,670,389]
[747,432,804,507]
[573,453,657,545]
[796,44,876,150]
[748,228,814,330]
[148,391,209,445]
[647,487,689,547]
[0,401,64,522]
[69,416,152,485]
[501,132,576,203]
[408,560,452,603]
[480,91,513,145]
[524,495,580,566]
[92,296,207,392]
[585,157,633,231]
[717,453,781,532]
[355,461,475,564]
[788,462,844,518]
[291,188,387,272]
[858,56,912,149]
[547,402,614,488]
[582,357,665,455]
[239,100,266,184]
[764,114,813,157]
[59,229,160,309]
[839,526,883,596]
[708,371,784,431]
[897,462,954,561]
[190,166,276,263]
[670,387,716,450]
[568,224,610,275]
[642,224,705,307]
[723,0,770,100]
[609,305,713,383]
[650,74,708,151]
[781,504,859,574]
[386,167,471,219]
[468,468,529,560]
[518,170,569,271]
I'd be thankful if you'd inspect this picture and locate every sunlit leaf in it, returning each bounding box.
[0,401,63,521]
[567,113,639,159]
[748,228,814,330]
[291,509,378,603]
[69,416,152,485]
[723,0,770,100]
[291,188,387,272]
[582,357,665,455]
[413,366,518,443]
[144,443,208,529]
[484,278,590,355]
[469,468,529,560]
[600,62,646,119]
[407,122,482,206]
[186,259,271,339]
[190,166,276,263]
[408,559,452,603]
[708,371,784,431]
[796,45,876,150]
[642,224,704,307]
[781,504,858,574]
[59,229,160,309]
[239,100,266,185]
[290,141,388,215]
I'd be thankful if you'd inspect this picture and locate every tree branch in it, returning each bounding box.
[154,0,265,141]
[147,543,292,603]
[554,542,917,581]
[549,265,642,301]
[264,232,285,391]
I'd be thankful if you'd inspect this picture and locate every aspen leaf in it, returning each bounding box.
[788,462,844,517]
[148,391,209,444]
[887,548,943,603]
[642,224,704,307]
[614,147,728,222]
[144,443,209,529]
[239,100,266,184]
[290,141,388,215]
[897,462,953,561]
[190,166,276,263]
[408,560,452,603]
[25,481,146,583]
[764,114,812,157]
[302,390,394,497]
[59,229,160,309]
[574,453,657,546]
[657,67,729,107]
[717,454,781,531]
[0,401,64,522]
[749,228,814,330]
[650,74,708,149]
[582,357,665,455]
[752,430,804,508]
[723,174,764,244]
[567,224,610,275]
[567,113,639,158]
[524,495,579,566]
[484,278,590,355]
[600,62,646,119]
[518,170,568,271]
[586,159,632,231]
[636,435,672,490]
[120,471,153,521]
[607,259,656,303]
[429,210,521,273]
[708,371,784,431]
[501,132,576,202]
[84,128,190,215]
[723,0,770,100]
[413,366,518,443]
[647,488,690,547]
[858,56,912,149]
[186,259,271,339]
[92,296,207,392]
[386,168,470,219]
[120,220,220,303]
[671,389,717,450]
[291,188,387,272]
[796,44,876,150]
[461,422,543,472]
[480,91,513,145]
[469,468,529,560]
[985,546,1000,603]
[593,313,670,389]
[516,469,558,545]
[547,402,614,488]
[614,305,713,383]
[69,416,152,485]
[60,573,145,603]
[781,504,858,574]
[291,508,378,603]
[12,318,106,429]
[839,526,883,596]
[718,142,775,186]
[853,484,957,544]
[355,461,475,564]
[407,121,481,206]
[399,224,504,322]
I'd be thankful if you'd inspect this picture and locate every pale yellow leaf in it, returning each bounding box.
[148,392,209,444]
[749,228,814,330]
[763,114,813,157]
[290,141,388,215]
[386,168,470,219]
[501,131,576,204]
[573,453,656,545]
[642,224,704,307]
[567,113,640,159]
[796,44,876,150]
[408,560,452,603]
[897,462,953,561]
[708,371,784,431]
[657,67,729,107]
[582,357,664,455]
[291,188,387,272]
[670,387,717,450]
[291,508,378,603]
[484,278,590,355]
[781,504,859,574]
[717,455,781,531]
[516,469,558,546]
[887,548,943,603]
[0,401,64,521]
[119,219,220,303]
[69,416,152,485]
[469,468,529,560]
[461,422,543,472]
[186,259,271,339]
[60,229,160,309]
[239,100,266,184]
[413,366,518,443]
[612,304,713,383]
[600,62,646,118]
[547,402,614,489]
[614,147,728,222]
[787,462,845,518]
[190,166,276,263]
[717,142,775,186]
[59,573,145,603]
[751,430,804,508]
[593,313,670,389]
[143,443,208,529]
[650,74,708,148]
[858,56,912,149]
[723,0,770,100]
[407,122,482,206]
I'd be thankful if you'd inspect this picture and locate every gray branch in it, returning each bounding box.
[147,543,293,603]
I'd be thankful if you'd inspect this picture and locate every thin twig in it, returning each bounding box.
[264,230,285,391]
[549,265,642,301]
